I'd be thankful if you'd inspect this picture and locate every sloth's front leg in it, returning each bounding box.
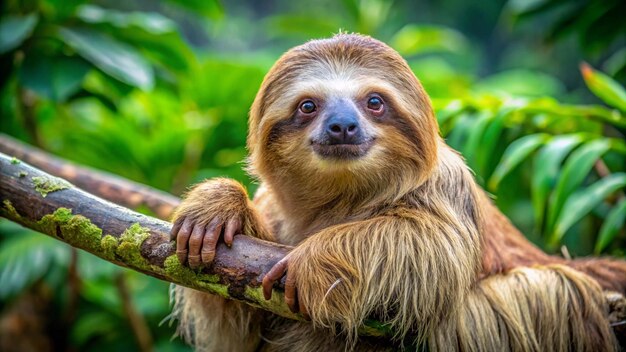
[262,210,481,342]
[170,177,271,268]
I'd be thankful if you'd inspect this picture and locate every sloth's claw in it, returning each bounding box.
[262,255,308,317]
[171,215,243,268]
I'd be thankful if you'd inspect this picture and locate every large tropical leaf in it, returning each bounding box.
[545,139,611,233]
[18,54,91,101]
[531,134,586,229]
[474,108,514,177]
[0,224,70,299]
[581,62,626,112]
[77,5,176,35]
[75,5,195,74]
[435,100,465,133]
[595,198,626,253]
[552,173,626,242]
[0,14,39,54]
[462,111,492,171]
[488,133,551,191]
[522,99,626,128]
[445,113,474,151]
[58,27,154,90]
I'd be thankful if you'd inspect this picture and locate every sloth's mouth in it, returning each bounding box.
[311,139,375,160]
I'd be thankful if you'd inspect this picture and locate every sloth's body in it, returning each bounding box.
[170,34,626,351]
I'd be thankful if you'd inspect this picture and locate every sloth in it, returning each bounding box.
[170,33,626,351]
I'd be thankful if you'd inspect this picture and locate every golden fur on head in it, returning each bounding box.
[247,34,439,213]
[169,33,625,351]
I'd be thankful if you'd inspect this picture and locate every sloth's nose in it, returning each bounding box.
[325,114,360,144]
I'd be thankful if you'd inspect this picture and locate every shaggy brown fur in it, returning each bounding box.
[170,33,626,351]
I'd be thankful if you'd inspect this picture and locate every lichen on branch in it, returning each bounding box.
[31,175,70,197]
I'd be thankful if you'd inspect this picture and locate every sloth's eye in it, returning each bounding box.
[299,100,316,114]
[367,96,383,111]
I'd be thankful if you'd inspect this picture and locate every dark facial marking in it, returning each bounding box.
[267,117,300,146]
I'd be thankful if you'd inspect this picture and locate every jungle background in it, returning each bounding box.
[0,0,625,350]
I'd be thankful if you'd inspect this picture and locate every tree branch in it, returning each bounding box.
[0,153,302,322]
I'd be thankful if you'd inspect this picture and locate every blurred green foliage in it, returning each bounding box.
[0,0,625,350]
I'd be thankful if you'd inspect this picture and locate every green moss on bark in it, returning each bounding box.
[34,208,105,255]
[115,223,151,269]
[2,200,23,221]
[36,207,74,236]
[244,286,296,318]
[164,255,228,297]
[101,235,119,260]
[31,176,70,197]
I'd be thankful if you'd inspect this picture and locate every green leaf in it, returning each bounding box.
[531,134,585,229]
[581,62,626,112]
[474,108,513,177]
[18,55,91,101]
[114,27,195,74]
[488,133,551,191]
[595,199,626,254]
[435,100,464,129]
[462,111,492,170]
[0,14,39,54]
[390,24,468,56]
[82,70,134,104]
[521,99,626,128]
[74,5,194,74]
[0,226,69,299]
[77,5,177,35]
[546,139,611,233]
[553,173,626,242]
[58,27,154,90]
[445,113,473,150]
[610,138,626,154]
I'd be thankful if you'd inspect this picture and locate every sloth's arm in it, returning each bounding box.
[263,210,481,341]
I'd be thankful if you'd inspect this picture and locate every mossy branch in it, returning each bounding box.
[0,153,302,319]
[0,152,390,337]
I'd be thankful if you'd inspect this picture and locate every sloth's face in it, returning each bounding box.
[256,71,434,178]
[248,34,439,187]
[258,70,422,172]
[285,77,401,164]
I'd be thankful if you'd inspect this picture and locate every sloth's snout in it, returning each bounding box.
[310,99,373,160]
[324,110,361,145]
